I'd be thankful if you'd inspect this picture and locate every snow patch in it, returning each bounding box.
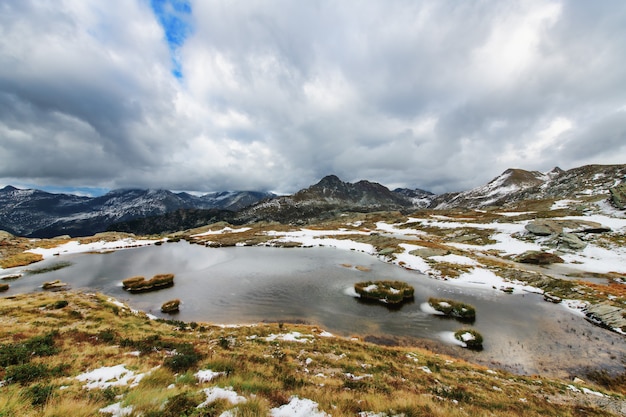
[270,396,330,417]
[99,402,133,417]
[76,365,145,390]
[198,386,246,408]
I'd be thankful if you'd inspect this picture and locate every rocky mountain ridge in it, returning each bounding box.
[0,186,274,238]
[1,163,625,237]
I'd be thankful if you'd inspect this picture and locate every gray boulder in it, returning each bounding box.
[559,233,587,250]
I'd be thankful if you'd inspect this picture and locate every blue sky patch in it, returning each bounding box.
[149,0,192,79]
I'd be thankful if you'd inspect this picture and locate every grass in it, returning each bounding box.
[0,252,43,269]
[0,291,621,416]
[25,261,72,275]
[122,273,175,293]
[454,329,484,350]
[428,297,476,322]
[354,280,415,304]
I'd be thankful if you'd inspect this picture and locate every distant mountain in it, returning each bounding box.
[108,208,238,235]
[236,175,429,224]
[433,164,626,209]
[0,186,274,238]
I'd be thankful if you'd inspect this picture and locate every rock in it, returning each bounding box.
[585,303,626,331]
[559,233,587,250]
[515,251,564,265]
[610,183,626,210]
[0,283,9,292]
[378,248,396,256]
[543,293,562,303]
[525,221,556,236]
[42,280,69,291]
[161,299,181,314]
[409,247,449,258]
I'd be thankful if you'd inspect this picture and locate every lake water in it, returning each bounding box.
[3,241,626,377]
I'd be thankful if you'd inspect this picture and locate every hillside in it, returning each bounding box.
[0,291,623,416]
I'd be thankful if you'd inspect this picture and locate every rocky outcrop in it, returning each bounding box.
[515,251,564,265]
[585,303,626,332]
[610,183,626,210]
[557,233,587,250]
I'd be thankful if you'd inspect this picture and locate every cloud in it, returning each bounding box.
[1,0,625,195]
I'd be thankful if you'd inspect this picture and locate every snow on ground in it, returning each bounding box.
[551,199,581,210]
[449,267,539,294]
[429,254,479,266]
[76,365,146,390]
[375,221,426,235]
[560,214,626,231]
[266,229,375,254]
[195,369,225,383]
[192,227,251,237]
[264,331,314,343]
[449,232,542,256]
[99,402,133,417]
[438,331,466,347]
[496,211,536,217]
[420,302,445,315]
[394,244,431,273]
[560,244,626,274]
[198,387,246,408]
[26,238,160,260]
[269,396,330,417]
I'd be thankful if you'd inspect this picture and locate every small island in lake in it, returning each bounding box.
[354,280,414,305]
[427,297,476,322]
[454,329,483,350]
[122,273,175,293]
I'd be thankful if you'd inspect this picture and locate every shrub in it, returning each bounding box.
[52,300,69,309]
[5,363,50,384]
[28,383,56,406]
[163,343,202,372]
[0,331,58,367]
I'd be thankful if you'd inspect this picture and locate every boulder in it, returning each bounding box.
[161,299,181,314]
[525,221,559,236]
[409,247,449,258]
[610,183,626,210]
[0,283,9,292]
[558,233,587,250]
[585,303,626,331]
[515,251,564,265]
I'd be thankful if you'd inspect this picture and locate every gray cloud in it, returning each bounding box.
[1,0,625,195]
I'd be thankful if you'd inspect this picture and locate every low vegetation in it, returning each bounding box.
[354,280,415,304]
[0,291,622,416]
[25,261,72,275]
[0,252,43,269]
[428,297,476,322]
[161,299,180,314]
[454,329,484,350]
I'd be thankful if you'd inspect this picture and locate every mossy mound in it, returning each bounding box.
[0,283,9,292]
[354,280,414,304]
[428,297,476,322]
[122,273,174,293]
[454,329,483,350]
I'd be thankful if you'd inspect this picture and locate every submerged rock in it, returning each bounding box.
[42,280,69,291]
[161,299,181,314]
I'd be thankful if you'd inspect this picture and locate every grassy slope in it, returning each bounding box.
[0,291,623,417]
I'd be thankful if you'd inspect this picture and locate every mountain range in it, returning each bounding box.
[1,164,625,237]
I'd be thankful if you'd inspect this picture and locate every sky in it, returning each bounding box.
[1,0,625,196]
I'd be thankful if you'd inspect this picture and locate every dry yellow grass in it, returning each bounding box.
[0,252,43,269]
[0,291,623,416]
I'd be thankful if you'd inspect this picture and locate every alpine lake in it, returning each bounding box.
[4,240,626,379]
